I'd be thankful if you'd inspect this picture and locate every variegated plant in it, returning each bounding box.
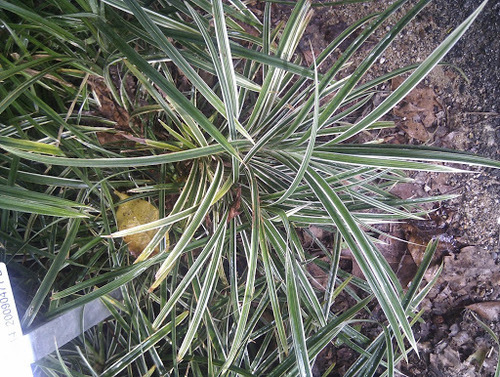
[0,0,496,375]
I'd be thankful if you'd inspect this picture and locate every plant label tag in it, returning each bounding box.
[0,263,23,342]
[0,262,34,376]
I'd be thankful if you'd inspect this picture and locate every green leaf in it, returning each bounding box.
[100,311,189,377]
[303,164,417,355]
[149,160,223,290]
[0,141,249,167]
[0,136,64,156]
[0,183,91,218]
[259,223,289,357]
[219,170,261,374]
[22,218,82,327]
[177,220,227,361]
[0,60,71,114]
[272,47,320,205]
[265,296,372,377]
[318,144,500,170]
[246,0,311,132]
[0,1,82,45]
[286,252,314,377]
[330,0,488,144]
[95,18,240,159]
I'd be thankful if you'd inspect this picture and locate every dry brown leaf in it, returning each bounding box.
[392,78,443,142]
[96,132,135,149]
[399,118,430,142]
[390,182,427,200]
[403,223,454,280]
[342,231,418,287]
[378,232,417,288]
[440,246,500,299]
[89,76,130,130]
[306,261,329,291]
[429,173,454,195]
[115,191,160,258]
[466,301,500,321]
[227,186,241,223]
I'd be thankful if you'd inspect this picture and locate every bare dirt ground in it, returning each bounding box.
[279,0,500,375]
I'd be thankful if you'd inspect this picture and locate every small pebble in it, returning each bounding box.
[449,324,460,336]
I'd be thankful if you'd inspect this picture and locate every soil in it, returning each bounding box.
[285,0,500,375]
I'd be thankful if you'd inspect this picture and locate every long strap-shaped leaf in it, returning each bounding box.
[0,56,73,81]
[317,143,500,170]
[0,60,73,114]
[261,13,376,140]
[282,0,415,140]
[246,0,311,132]
[259,221,289,358]
[344,242,440,377]
[307,150,465,172]
[288,225,328,326]
[210,0,240,125]
[270,49,320,205]
[177,220,227,361]
[103,10,315,79]
[47,251,165,319]
[286,251,314,377]
[100,311,189,377]
[122,0,220,111]
[0,1,83,46]
[95,19,240,158]
[264,296,372,377]
[331,0,488,144]
[219,170,260,376]
[123,0,252,145]
[0,184,90,217]
[149,160,223,291]
[0,136,63,155]
[187,2,244,181]
[151,217,228,329]
[260,209,326,326]
[317,0,430,130]
[303,165,417,355]
[102,0,196,33]
[22,218,82,327]
[176,29,316,78]
[0,140,249,168]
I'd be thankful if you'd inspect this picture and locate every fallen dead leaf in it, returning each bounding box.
[429,173,455,195]
[96,131,135,149]
[466,301,500,321]
[227,186,241,223]
[392,78,443,142]
[390,182,427,201]
[115,191,160,258]
[403,223,455,280]
[378,231,417,287]
[306,260,329,291]
[301,225,327,247]
[89,76,130,130]
[439,246,500,299]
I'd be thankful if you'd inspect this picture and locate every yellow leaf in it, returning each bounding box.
[114,191,159,258]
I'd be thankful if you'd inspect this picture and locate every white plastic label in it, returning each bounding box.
[0,263,23,342]
[0,262,34,376]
